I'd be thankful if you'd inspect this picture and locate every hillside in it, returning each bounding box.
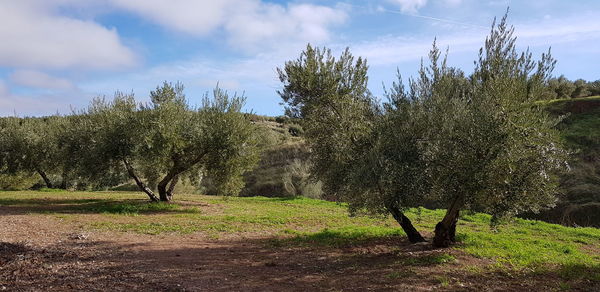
[233,117,318,198]
[525,96,600,227]
[0,191,598,291]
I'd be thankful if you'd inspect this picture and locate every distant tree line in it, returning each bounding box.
[543,75,600,99]
[0,83,260,202]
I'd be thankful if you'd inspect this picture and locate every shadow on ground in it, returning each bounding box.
[0,197,201,216]
[2,235,597,292]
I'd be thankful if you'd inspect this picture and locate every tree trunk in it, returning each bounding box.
[123,159,159,202]
[158,172,178,202]
[433,196,462,248]
[157,152,206,201]
[36,169,53,188]
[59,170,68,189]
[386,205,426,243]
[167,175,178,198]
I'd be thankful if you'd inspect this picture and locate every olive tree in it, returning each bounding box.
[277,45,427,242]
[0,116,63,188]
[545,76,575,99]
[80,82,259,202]
[407,14,568,247]
[68,92,144,193]
[589,80,600,96]
[571,79,590,98]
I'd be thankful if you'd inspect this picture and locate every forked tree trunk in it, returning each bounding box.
[123,159,160,202]
[387,205,426,243]
[157,172,178,202]
[36,169,53,188]
[157,152,206,202]
[433,196,462,248]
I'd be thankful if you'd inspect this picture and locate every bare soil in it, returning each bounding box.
[1,208,597,291]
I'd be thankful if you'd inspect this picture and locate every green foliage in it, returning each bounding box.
[287,123,304,137]
[278,14,568,235]
[66,92,139,189]
[543,76,598,100]
[416,14,568,218]
[277,44,371,120]
[545,75,576,99]
[0,116,71,189]
[71,82,260,200]
[274,115,288,124]
[198,87,261,196]
[277,43,379,207]
[572,79,591,98]
[0,172,38,190]
[0,82,259,200]
[589,80,600,96]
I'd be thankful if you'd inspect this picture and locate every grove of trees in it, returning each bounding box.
[0,83,260,202]
[544,76,600,99]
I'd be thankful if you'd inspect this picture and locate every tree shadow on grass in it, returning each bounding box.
[0,197,201,216]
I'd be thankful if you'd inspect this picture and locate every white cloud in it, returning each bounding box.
[0,1,136,70]
[108,0,347,51]
[10,70,75,90]
[225,2,346,49]
[0,80,73,116]
[108,0,233,36]
[351,13,600,66]
[388,0,428,13]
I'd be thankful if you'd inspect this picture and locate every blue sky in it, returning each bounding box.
[1,0,599,116]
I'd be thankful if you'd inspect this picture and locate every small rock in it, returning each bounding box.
[69,233,89,240]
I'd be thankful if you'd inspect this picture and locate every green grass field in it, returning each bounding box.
[1,190,599,281]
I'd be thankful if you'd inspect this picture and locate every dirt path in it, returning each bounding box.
[0,212,596,291]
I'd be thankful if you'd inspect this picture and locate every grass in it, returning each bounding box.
[1,190,599,280]
[539,96,600,150]
[401,254,456,266]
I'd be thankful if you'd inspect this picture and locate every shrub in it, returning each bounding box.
[287,124,304,137]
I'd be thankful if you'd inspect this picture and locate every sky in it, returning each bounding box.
[1,0,599,116]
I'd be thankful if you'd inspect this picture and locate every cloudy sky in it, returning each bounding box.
[1,0,599,116]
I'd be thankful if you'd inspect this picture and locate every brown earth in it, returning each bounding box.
[0,208,597,291]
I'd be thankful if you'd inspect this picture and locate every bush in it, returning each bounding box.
[275,116,288,124]
[288,124,304,137]
[282,159,323,198]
